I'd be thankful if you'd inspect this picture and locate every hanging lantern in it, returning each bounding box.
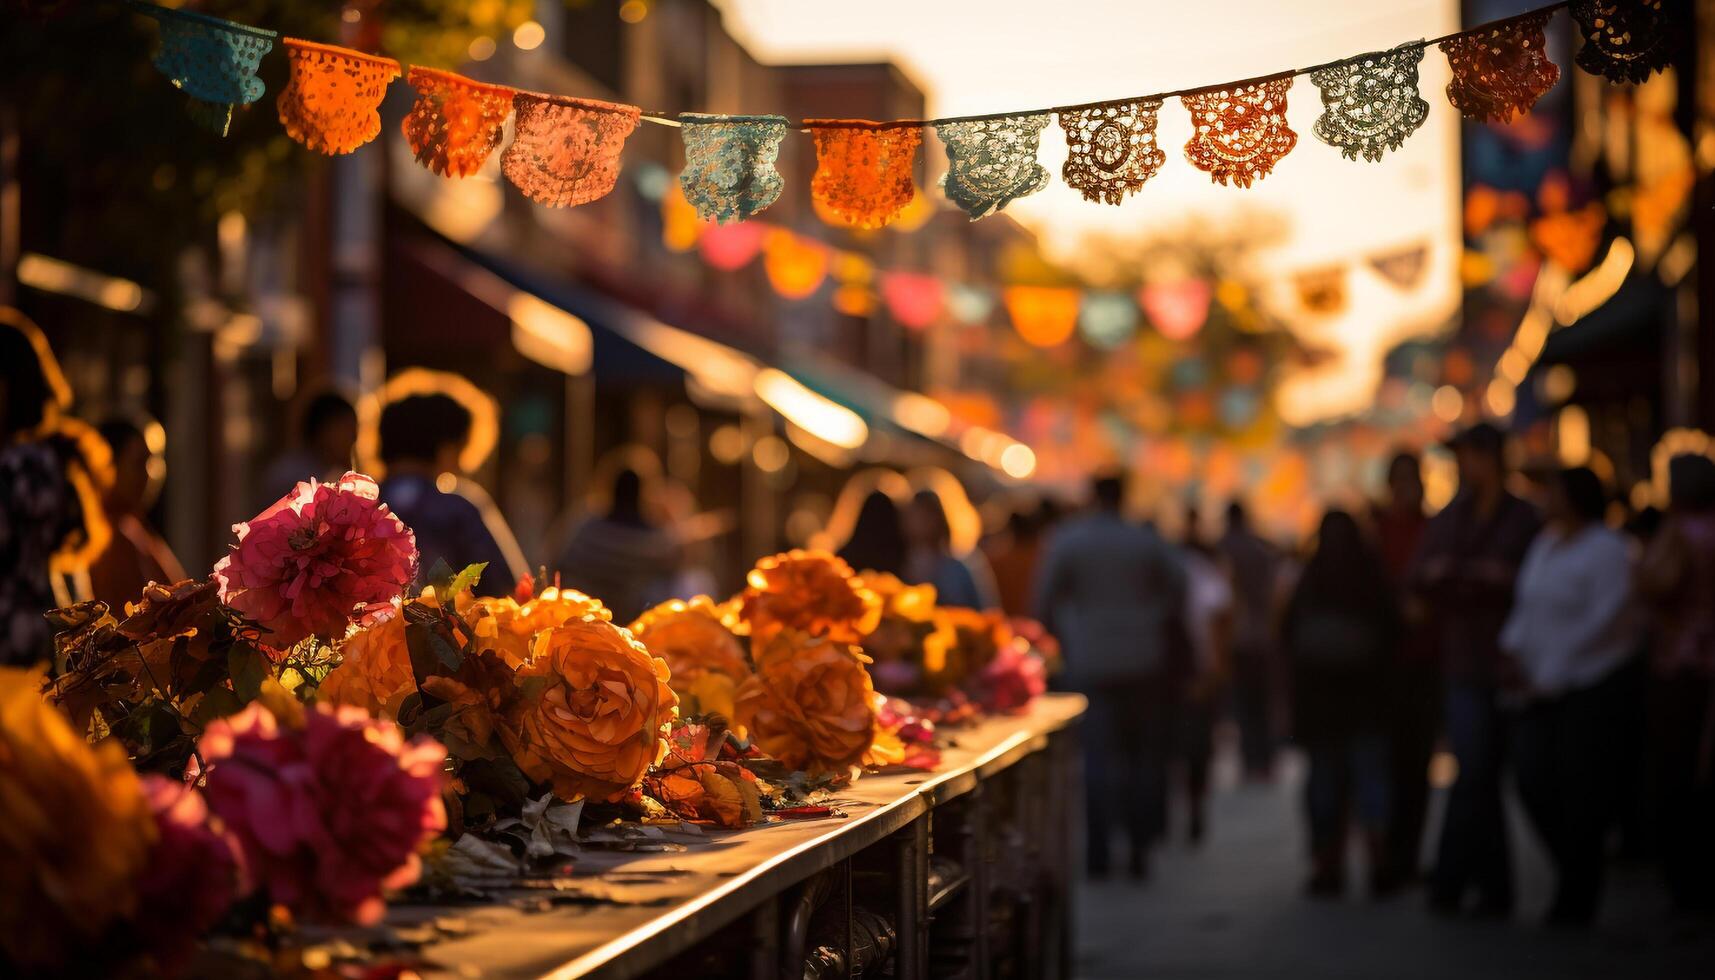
[1571,1,1676,85]
[400,67,516,178]
[1078,292,1139,350]
[1441,10,1559,123]
[1369,243,1431,290]
[1310,45,1430,162]
[139,4,276,134]
[764,230,829,300]
[276,39,401,155]
[946,283,996,326]
[1138,280,1212,340]
[881,272,945,331]
[1005,286,1080,348]
[1058,100,1167,205]
[1183,79,1298,188]
[698,221,767,271]
[935,115,1051,219]
[502,93,641,207]
[806,121,922,229]
[678,113,790,224]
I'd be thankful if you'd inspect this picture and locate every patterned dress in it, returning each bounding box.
[0,440,86,665]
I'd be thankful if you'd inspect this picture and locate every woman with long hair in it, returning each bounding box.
[837,488,907,578]
[1282,509,1401,897]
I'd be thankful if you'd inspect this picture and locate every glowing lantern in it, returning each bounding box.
[1004,286,1080,348]
[881,272,944,331]
[1078,292,1138,350]
[764,230,829,300]
[698,221,766,270]
[946,284,995,325]
[1138,280,1212,341]
[660,185,701,252]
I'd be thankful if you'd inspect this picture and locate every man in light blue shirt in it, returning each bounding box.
[1034,473,1187,880]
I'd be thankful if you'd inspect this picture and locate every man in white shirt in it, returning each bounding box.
[1499,466,1640,927]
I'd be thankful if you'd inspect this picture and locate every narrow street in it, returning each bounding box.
[1075,751,1715,979]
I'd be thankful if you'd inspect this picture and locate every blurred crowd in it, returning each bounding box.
[1030,423,1715,932]
[6,307,1715,932]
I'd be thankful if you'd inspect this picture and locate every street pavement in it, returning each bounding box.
[1073,750,1715,979]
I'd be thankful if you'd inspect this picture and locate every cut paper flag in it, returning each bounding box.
[881,272,945,330]
[1368,243,1430,290]
[946,283,996,325]
[678,114,790,224]
[1183,79,1298,187]
[935,115,1051,220]
[698,221,767,271]
[1139,280,1213,341]
[1005,286,1080,348]
[1078,292,1140,350]
[502,93,641,207]
[276,39,400,155]
[401,67,516,178]
[1059,100,1168,205]
[807,122,922,228]
[763,230,829,299]
[1442,10,1560,123]
[1293,266,1348,315]
[1311,45,1430,162]
[138,3,275,134]
[1571,1,1676,84]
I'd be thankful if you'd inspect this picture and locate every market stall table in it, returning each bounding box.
[388,692,1086,980]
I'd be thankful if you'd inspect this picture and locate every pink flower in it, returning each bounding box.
[213,472,417,647]
[132,775,245,968]
[196,703,447,925]
[972,642,1047,715]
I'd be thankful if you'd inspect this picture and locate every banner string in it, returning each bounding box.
[635,1,1573,131]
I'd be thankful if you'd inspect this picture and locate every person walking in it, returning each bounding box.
[904,487,997,610]
[1499,466,1638,927]
[1283,510,1401,897]
[1176,505,1232,846]
[1372,450,1436,883]
[1035,473,1188,880]
[556,467,684,623]
[1636,453,1715,910]
[376,389,525,598]
[1411,422,1540,918]
[1218,500,1283,780]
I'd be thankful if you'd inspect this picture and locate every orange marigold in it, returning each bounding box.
[0,667,155,969]
[465,586,610,669]
[319,610,416,720]
[630,597,749,718]
[734,631,877,775]
[734,549,881,645]
[500,618,677,802]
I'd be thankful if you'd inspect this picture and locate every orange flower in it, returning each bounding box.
[319,610,416,720]
[734,631,877,775]
[0,667,155,969]
[924,607,1013,691]
[643,761,763,828]
[630,597,749,717]
[734,550,881,645]
[466,586,610,669]
[500,618,678,802]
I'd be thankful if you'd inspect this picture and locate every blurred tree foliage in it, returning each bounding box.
[1,1,539,299]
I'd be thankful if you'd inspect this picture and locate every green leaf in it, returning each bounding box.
[227,647,272,702]
[444,562,488,601]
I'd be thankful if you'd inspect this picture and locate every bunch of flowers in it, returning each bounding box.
[213,472,417,648]
[194,699,447,925]
[734,629,878,775]
[732,549,881,644]
[629,596,750,719]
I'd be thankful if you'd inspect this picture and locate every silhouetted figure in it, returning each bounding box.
[1412,422,1540,918]
[1501,466,1637,927]
[986,506,1046,617]
[1637,453,1715,911]
[556,467,683,623]
[1284,510,1401,897]
[1219,500,1283,780]
[838,489,906,578]
[0,308,101,665]
[904,488,995,609]
[376,391,522,598]
[1035,473,1187,879]
[89,418,185,607]
[259,388,357,508]
[1373,450,1436,882]
[1176,505,1232,846]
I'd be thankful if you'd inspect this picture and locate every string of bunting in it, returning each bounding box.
[127,0,1675,226]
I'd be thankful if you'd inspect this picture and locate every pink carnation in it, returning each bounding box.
[196,703,447,925]
[132,775,245,968]
[973,642,1047,715]
[214,472,417,647]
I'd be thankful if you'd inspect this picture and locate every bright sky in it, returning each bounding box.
[712,0,1465,424]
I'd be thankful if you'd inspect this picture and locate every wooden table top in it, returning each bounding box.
[387,693,1087,980]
